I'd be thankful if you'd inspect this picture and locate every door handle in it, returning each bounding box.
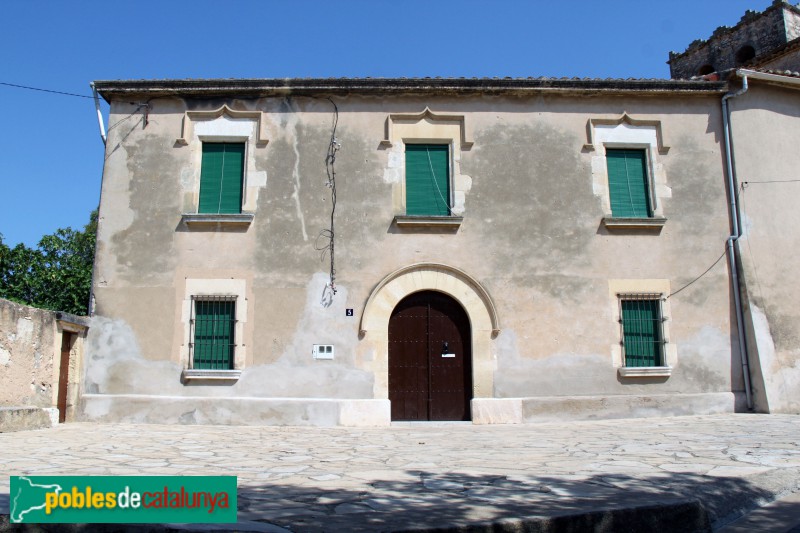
[441,341,456,358]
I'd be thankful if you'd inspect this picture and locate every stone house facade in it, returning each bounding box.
[84,3,800,426]
[87,77,745,426]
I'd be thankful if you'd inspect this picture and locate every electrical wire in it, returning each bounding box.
[426,146,452,215]
[0,81,94,99]
[106,105,144,132]
[738,183,765,307]
[742,179,800,185]
[666,248,727,299]
[314,97,339,296]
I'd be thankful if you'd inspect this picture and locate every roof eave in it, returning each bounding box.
[92,78,727,102]
[734,68,800,88]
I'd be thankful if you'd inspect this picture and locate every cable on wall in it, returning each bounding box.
[665,247,727,300]
[663,177,800,300]
[742,179,800,185]
[425,145,452,215]
[661,179,797,300]
[315,97,340,297]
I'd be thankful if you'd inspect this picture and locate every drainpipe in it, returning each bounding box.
[88,82,108,316]
[721,72,753,410]
[90,82,107,146]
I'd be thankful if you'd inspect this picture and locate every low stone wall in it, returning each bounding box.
[0,406,58,432]
[0,298,88,432]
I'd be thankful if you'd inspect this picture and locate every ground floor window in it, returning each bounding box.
[619,295,664,367]
[190,296,236,370]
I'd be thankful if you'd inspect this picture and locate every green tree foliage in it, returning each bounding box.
[0,210,97,316]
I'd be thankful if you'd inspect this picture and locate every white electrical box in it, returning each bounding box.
[313,344,334,360]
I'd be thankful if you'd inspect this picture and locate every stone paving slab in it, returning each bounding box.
[1,414,800,531]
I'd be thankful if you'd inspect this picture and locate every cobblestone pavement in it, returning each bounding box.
[2,414,800,531]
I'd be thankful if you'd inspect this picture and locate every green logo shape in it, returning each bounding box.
[10,476,237,524]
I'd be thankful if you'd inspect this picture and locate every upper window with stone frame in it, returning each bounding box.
[198,142,246,215]
[585,114,670,230]
[404,143,452,217]
[605,148,653,219]
[176,105,270,228]
[381,108,473,229]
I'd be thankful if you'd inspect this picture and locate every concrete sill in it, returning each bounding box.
[602,216,667,230]
[394,215,463,228]
[618,366,672,378]
[181,213,254,228]
[181,369,242,383]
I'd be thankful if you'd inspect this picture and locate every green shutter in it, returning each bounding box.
[621,299,662,367]
[193,299,235,370]
[606,149,652,218]
[198,143,245,214]
[405,144,450,216]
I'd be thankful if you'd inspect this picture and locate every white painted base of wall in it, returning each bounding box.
[81,393,741,427]
[472,393,739,424]
[80,395,391,427]
[43,407,59,426]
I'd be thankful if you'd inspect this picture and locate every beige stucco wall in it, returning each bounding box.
[729,82,800,413]
[0,298,87,423]
[88,91,742,424]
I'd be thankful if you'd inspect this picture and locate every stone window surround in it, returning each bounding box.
[381,108,474,228]
[608,279,676,378]
[177,105,269,228]
[180,278,248,383]
[586,113,671,230]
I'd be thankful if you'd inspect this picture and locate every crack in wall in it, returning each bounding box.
[286,100,308,242]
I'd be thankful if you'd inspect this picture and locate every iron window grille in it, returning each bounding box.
[618,293,666,368]
[189,295,237,370]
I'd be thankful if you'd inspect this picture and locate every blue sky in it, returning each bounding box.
[0,0,773,246]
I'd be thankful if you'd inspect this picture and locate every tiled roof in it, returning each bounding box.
[750,68,800,78]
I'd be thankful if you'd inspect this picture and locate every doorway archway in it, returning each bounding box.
[359,263,500,412]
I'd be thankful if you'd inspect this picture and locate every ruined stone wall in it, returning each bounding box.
[0,298,57,407]
[0,298,88,429]
[669,2,800,78]
[756,49,800,72]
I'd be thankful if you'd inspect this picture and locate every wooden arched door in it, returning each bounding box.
[389,291,472,421]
